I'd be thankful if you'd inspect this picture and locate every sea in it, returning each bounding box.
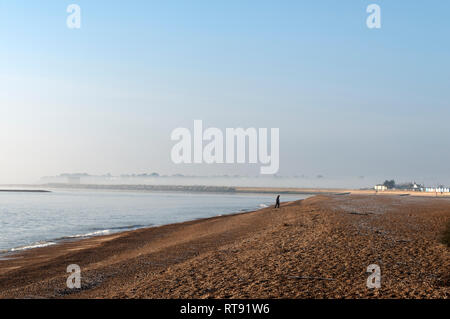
[0,190,310,254]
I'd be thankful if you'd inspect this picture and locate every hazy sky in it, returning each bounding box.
[1,1,449,185]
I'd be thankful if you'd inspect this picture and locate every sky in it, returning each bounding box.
[0,0,449,186]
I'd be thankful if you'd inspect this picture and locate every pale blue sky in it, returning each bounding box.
[0,1,449,185]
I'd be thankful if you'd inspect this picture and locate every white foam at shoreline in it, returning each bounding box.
[10,241,57,252]
[63,229,111,239]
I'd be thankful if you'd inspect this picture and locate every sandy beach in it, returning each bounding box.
[0,194,448,299]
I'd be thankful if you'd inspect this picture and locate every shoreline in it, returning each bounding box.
[2,183,450,197]
[0,194,287,257]
[0,194,448,298]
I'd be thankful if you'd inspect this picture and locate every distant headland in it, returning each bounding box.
[0,189,51,193]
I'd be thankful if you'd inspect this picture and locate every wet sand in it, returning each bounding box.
[0,195,448,299]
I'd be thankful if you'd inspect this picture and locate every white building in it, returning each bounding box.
[425,187,450,193]
[374,185,387,191]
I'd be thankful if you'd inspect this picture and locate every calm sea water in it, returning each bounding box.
[0,190,309,253]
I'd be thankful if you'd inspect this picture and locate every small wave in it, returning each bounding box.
[259,203,269,208]
[3,226,150,254]
[92,224,148,231]
[10,241,56,252]
[59,225,151,240]
[62,229,111,239]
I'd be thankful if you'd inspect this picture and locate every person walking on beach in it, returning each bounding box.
[274,195,280,209]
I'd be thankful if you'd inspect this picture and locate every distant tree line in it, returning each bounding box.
[382,180,424,190]
[383,180,396,189]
